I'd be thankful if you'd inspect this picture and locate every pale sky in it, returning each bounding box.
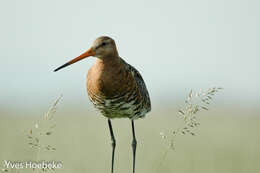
[0,0,259,112]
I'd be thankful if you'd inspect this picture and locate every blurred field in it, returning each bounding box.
[0,109,260,173]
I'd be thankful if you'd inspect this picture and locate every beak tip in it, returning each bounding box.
[53,68,58,72]
[53,63,68,72]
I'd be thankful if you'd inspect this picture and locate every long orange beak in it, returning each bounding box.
[54,48,95,72]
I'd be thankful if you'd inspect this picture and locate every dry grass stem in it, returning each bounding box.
[157,87,223,172]
[26,95,62,172]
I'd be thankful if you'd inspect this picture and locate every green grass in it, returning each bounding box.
[0,109,260,173]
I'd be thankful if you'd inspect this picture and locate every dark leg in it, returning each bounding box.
[108,119,116,173]
[131,120,137,173]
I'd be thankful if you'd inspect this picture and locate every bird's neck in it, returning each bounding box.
[95,55,121,68]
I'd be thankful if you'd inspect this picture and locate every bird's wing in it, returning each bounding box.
[120,58,151,112]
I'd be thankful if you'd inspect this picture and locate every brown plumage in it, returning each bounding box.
[87,54,151,119]
[54,36,151,173]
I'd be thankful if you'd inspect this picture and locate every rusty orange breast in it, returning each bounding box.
[86,57,131,99]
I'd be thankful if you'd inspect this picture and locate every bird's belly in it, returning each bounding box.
[89,96,147,119]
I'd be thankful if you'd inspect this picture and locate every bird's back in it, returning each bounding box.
[87,57,151,119]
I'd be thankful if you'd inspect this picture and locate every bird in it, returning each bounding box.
[54,36,151,173]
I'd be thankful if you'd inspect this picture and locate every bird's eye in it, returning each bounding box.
[101,42,107,46]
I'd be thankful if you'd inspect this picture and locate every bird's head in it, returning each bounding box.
[54,36,118,72]
[92,36,118,58]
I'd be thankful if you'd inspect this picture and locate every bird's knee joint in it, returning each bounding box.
[111,140,116,148]
[132,139,137,147]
